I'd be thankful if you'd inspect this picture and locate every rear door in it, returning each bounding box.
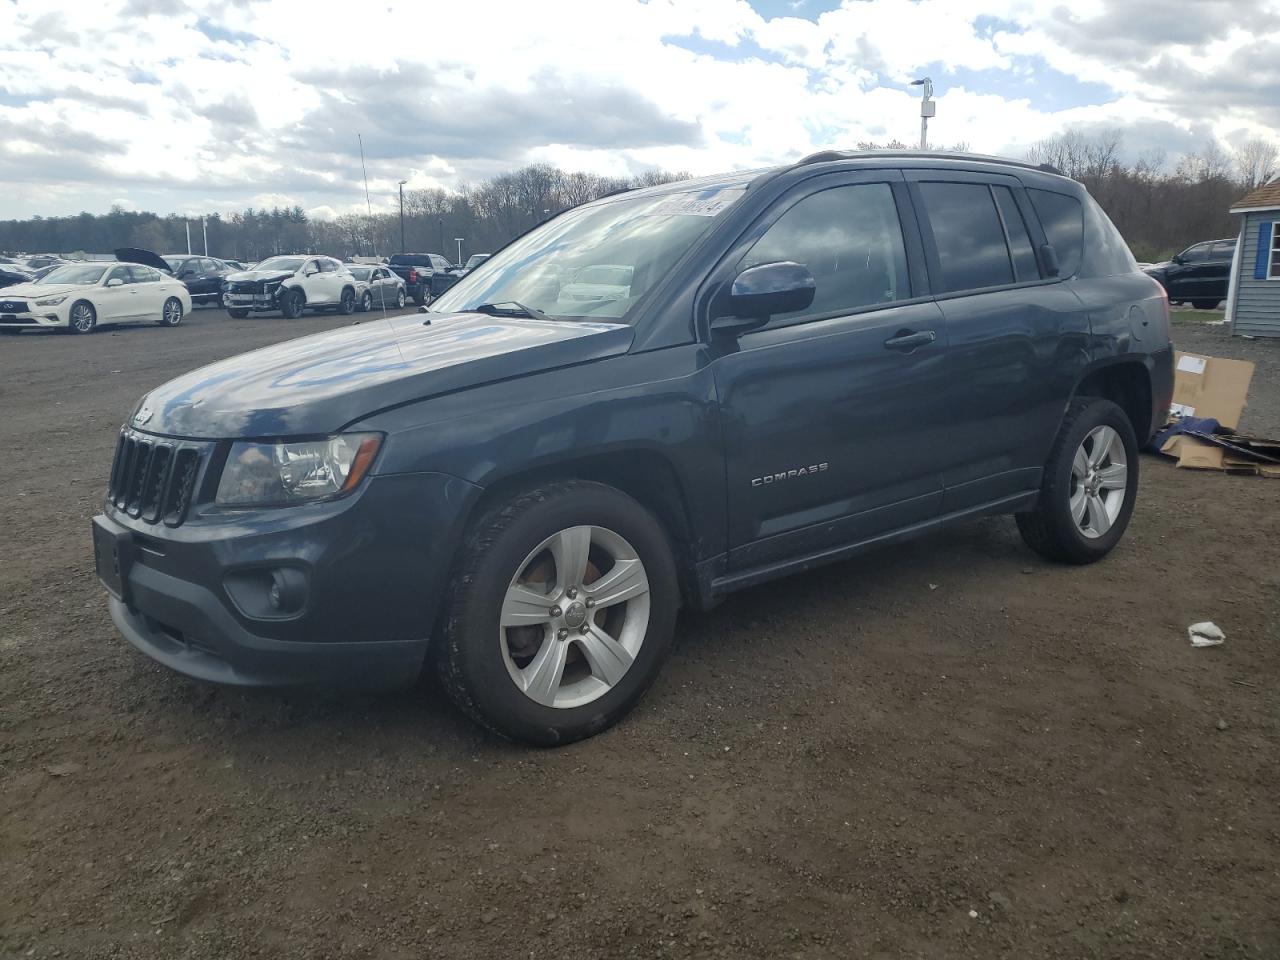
[906,172,1091,511]
[709,171,950,570]
[128,265,167,319]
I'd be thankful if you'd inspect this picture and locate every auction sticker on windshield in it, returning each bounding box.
[649,188,745,218]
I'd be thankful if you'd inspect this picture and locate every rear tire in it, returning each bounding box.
[1191,299,1220,310]
[1016,397,1138,564]
[434,480,680,746]
[413,289,427,306]
[280,288,305,319]
[228,309,249,319]
[338,287,356,315]
[158,297,183,326]
[396,289,407,309]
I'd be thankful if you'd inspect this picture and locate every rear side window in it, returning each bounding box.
[918,182,1014,291]
[1028,189,1083,278]
[318,259,336,273]
[739,182,909,325]
[1080,196,1138,277]
[992,186,1039,282]
[1210,241,1236,260]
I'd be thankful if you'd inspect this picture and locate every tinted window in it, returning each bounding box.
[318,259,337,273]
[992,186,1039,282]
[201,258,220,273]
[1080,196,1138,278]
[389,254,432,266]
[1028,189,1083,278]
[1210,241,1236,260]
[105,265,131,284]
[1181,243,1210,263]
[918,182,1014,291]
[740,182,909,324]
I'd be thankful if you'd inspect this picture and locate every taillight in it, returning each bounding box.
[407,269,418,283]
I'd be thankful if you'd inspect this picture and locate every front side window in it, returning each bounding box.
[128,265,160,283]
[1180,243,1210,263]
[919,182,1014,292]
[105,266,131,284]
[318,259,336,273]
[736,182,909,325]
[431,180,748,322]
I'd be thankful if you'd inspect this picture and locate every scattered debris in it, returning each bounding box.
[1159,353,1279,477]
[1188,622,1226,647]
[44,762,83,777]
[1216,719,1229,731]
[968,909,979,919]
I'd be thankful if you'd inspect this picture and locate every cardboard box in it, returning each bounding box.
[1170,352,1254,430]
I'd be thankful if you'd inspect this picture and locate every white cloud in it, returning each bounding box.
[0,0,1277,219]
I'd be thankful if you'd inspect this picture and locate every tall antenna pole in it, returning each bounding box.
[359,133,374,256]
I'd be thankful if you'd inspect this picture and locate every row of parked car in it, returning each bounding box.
[0,247,493,333]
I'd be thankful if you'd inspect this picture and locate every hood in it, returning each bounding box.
[133,310,634,438]
[114,247,172,273]
[0,281,78,301]
[225,267,294,283]
[1143,261,1171,275]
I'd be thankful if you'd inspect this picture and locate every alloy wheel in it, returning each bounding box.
[1070,425,1128,539]
[70,304,94,332]
[499,525,650,709]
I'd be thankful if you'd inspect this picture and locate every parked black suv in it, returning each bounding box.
[1142,238,1235,308]
[93,152,1173,745]
[388,253,457,305]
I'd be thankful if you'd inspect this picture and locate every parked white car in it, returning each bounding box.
[0,263,190,334]
[222,255,358,318]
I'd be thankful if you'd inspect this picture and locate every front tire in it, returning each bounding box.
[280,288,305,319]
[434,480,679,746]
[1191,299,1220,310]
[396,289,407,309]
[228,309,250,319]
[1016,397,1138,564]
[360,291,373,312]
[68,301,96,334]
[158,297,183,326]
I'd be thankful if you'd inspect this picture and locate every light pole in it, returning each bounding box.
[911,77,934,150]
[397,179,408,252]
[438,218,444,255]
[454,237,464,266]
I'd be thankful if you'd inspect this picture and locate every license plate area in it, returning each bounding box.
[92,516,134,603]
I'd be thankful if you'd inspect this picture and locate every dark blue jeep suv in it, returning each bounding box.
[93,152,1173,745]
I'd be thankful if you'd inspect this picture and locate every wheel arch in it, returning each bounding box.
[464,449,701,606]
[1070,359,1154,444]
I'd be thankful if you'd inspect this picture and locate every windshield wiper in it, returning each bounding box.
[470,301,556,322]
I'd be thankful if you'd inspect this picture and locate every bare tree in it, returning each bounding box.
[1235,137,1279,189]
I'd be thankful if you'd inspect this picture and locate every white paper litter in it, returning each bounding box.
[1170,402,1196,418]
[1188,621,1225,647]
[1177,355,1208,375]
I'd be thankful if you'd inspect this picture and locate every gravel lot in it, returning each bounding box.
[2,309,1279,959]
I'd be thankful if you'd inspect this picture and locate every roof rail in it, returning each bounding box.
[792,149,1058,175]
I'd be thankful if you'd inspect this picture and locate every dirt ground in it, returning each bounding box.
[2,310,1278,959]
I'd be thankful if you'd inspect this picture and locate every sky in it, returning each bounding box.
[0,0,1277,221]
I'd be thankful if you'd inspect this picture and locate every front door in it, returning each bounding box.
[709,173,950,571]
[98,265,135,321]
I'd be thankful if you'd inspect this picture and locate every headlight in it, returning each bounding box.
[216,433,383,506]
[34,295,68,306]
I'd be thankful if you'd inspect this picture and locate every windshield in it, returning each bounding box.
[255,257,305,273]
[348,267,372,280]
[429,183,745,321]
[465,254,489,269]
[37,265,106,285]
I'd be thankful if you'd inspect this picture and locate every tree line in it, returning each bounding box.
[1,134,1275,265]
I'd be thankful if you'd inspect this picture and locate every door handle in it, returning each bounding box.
[884,329,936,351]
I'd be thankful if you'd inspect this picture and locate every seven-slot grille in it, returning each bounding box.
[107,431,204,526]
[226,280,267,294]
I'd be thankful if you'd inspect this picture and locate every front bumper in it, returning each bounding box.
[0,302,68,327]
[95,470,480,689]
[222,291,281,312]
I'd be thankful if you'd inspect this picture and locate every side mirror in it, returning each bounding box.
[1038,243,1061,278]
[711,261,815,335]
[106,277,124,287]
[1171,254,1185,265]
